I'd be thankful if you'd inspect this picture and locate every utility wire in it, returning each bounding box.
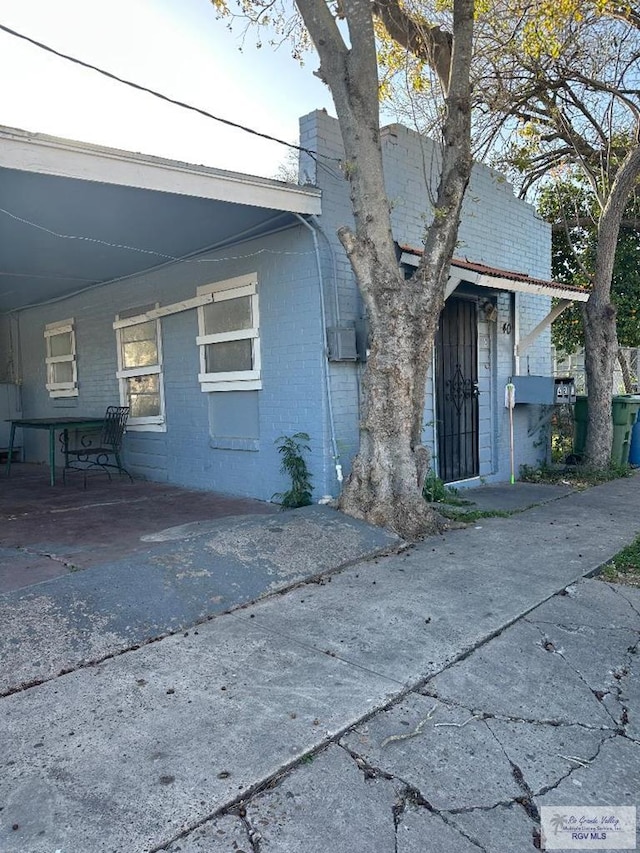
[0,22,342,165]
[0,202,317,315]
[0,205,316,264]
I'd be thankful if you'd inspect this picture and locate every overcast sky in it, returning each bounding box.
[0,0,335,177]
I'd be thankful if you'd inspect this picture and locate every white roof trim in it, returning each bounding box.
[0,125,322,216]
[400,252,589,303]
[465,270,589,303]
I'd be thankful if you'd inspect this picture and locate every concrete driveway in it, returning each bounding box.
[1,472,639,852]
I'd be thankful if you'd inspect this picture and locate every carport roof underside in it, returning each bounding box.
[0,125,321,314]
[0,124,590,317]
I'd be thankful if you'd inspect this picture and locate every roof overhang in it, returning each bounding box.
[400,248,590,303]
[0,125,321,215]
[0,126,322,314]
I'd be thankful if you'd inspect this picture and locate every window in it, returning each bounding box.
[196,273,261,392]
[115,311,166,431]
[45,319,78,397]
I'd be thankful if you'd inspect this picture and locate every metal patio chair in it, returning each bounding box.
[63,405,133,486]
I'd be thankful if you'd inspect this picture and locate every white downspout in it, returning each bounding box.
[309,215,341,325]
[294,214,343,490]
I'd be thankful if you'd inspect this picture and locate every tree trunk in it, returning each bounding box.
[584,144,640,467]
[617,348,634,394]
[583,294,617,466]
[338,0,474,539]
[339,264,447,538]
[294,0,474,538]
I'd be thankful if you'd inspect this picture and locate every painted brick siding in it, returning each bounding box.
[10,110,556,502]
[300,110,553,483]
[12,224,336,500]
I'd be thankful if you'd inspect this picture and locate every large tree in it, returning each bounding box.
[538,173,640,392]
[479,3,640,466]
[214,0,476,539]
[377,1,640,466]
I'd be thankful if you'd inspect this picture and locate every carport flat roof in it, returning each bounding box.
[0,125,322,314]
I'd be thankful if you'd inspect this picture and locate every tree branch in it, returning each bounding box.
[371,0,453,93]
[552,216,640,232]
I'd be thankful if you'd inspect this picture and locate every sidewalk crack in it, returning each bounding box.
[416,691,615,732]
[527,618,640,634]
[340,744,490,852]
[232,806,262,853]
[15,544,80,570]
[484,719,540,824]
[534,731,618,798]
[604,582,640,621]
[528,622,622,729]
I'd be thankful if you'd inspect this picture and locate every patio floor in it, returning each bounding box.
[0,463,278,593]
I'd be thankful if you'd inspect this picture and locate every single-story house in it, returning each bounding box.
[0,110,588,501]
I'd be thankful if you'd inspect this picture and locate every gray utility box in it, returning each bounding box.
[512,375,576,405]
[327,325,358,362]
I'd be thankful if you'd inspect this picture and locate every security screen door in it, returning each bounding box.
[435,297,480,482]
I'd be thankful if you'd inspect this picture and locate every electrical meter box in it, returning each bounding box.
[512,375,576,405]
[327,325,358,362]
[554,377,577,404]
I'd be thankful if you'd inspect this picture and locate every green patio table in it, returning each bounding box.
[5,417,106,486]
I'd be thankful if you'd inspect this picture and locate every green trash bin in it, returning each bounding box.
[573,395,640,464]
[612,395,640,466]
[573,396,588,456]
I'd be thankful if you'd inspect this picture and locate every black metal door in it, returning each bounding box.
[435,298,479,482]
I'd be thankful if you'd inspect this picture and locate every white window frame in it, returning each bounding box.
[196,273,262,393]
[45,318,78,398]
[115,311,166,432]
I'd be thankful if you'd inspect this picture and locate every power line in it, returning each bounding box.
[0,22,341,165]
[0,205,316,264]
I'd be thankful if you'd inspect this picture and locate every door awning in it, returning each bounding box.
[399,246,590,303]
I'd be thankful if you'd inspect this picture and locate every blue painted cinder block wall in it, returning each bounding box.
[10,110,556,501]
[301,110,553,484]
[12,224,338,501]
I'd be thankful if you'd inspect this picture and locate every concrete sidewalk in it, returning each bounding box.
[1,474,639,852]
[0,506,399,693]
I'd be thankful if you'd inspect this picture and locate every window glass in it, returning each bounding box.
[196,275,260,392]
[49,332,73,357]
[121,321,158,368]
[51,361,74,384]
[205,340,253,373]
[202,297,252,336]
[126,374,161,418]
[44,319,77,397]
[115,312,165,427]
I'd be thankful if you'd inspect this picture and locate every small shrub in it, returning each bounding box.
[273,432,313,508]
[600,535,640,587]
[550,404,575,463]
[520,461,631,488]
[422,470,472,506]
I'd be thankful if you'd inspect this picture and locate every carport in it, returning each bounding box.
[0,464,278,594]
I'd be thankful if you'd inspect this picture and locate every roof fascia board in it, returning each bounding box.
[473,272,589,302]
[400,251,589,303]
[0,126,322,216]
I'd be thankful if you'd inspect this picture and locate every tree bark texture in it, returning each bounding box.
[617,348,634,394]
[584,144,640,467]
[295,0,475,538]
